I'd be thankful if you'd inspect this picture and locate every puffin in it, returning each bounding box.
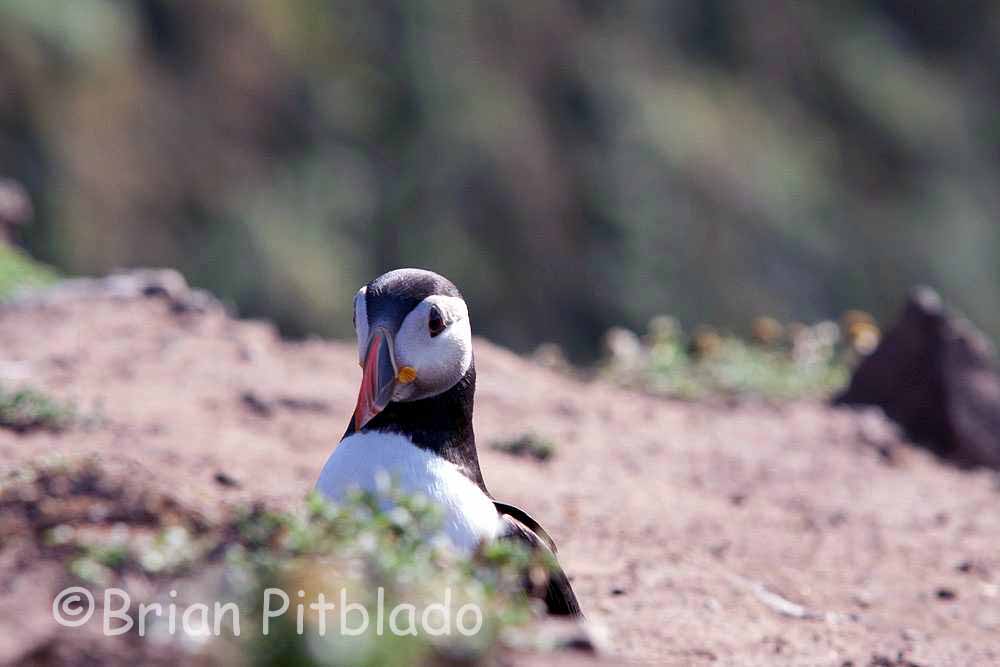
[316,268,581,616]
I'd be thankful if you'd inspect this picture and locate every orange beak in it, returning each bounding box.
[353,329,398,430]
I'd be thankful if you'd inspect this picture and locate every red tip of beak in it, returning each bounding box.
[353,329,397,430]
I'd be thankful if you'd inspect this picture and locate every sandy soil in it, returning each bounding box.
[1,283,998,666]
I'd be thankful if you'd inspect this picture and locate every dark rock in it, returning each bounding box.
[275,396,332,413]
[240,391,273,418]
[835,287,1000,469]
[213,471,240,488]
[240,391,331,417]
[935,587,956,601]
[868,655,923,667]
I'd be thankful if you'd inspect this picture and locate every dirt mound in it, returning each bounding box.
[1,273,999,666]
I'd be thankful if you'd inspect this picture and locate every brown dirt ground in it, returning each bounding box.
[1,285,999,666]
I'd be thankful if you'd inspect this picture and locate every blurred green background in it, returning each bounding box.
[1,0,998,360]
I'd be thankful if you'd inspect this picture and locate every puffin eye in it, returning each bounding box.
[428,305,446,337]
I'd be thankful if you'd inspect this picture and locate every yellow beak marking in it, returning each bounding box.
[396,366,417,384]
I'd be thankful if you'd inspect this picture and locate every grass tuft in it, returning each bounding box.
[0,386,75,432]
[490,434,556,462]
[0,244,59,301]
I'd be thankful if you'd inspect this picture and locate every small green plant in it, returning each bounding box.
[0,244,58,301]
[138,525,212,574]
[0,385,75,432]
[48,525,131,586]
[86,542,130,569]
[490,434,556,462]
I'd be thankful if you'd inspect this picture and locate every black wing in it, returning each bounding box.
[495,502,582,617]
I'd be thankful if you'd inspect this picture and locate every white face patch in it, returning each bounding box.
[393,295,472,402]
[353,286,369,366]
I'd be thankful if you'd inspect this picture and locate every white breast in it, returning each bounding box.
[314,431,500,553]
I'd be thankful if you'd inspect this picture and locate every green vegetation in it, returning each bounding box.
[36,467,545,666]
[68,543,129,587]
[0,385,74,431]
[491,434,556,462]
[602,314,876,400]
[1,2,998,358]
[0,245,58,301]
[233,490,538,667]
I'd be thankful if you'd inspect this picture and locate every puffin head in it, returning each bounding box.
[351,268,473,430]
